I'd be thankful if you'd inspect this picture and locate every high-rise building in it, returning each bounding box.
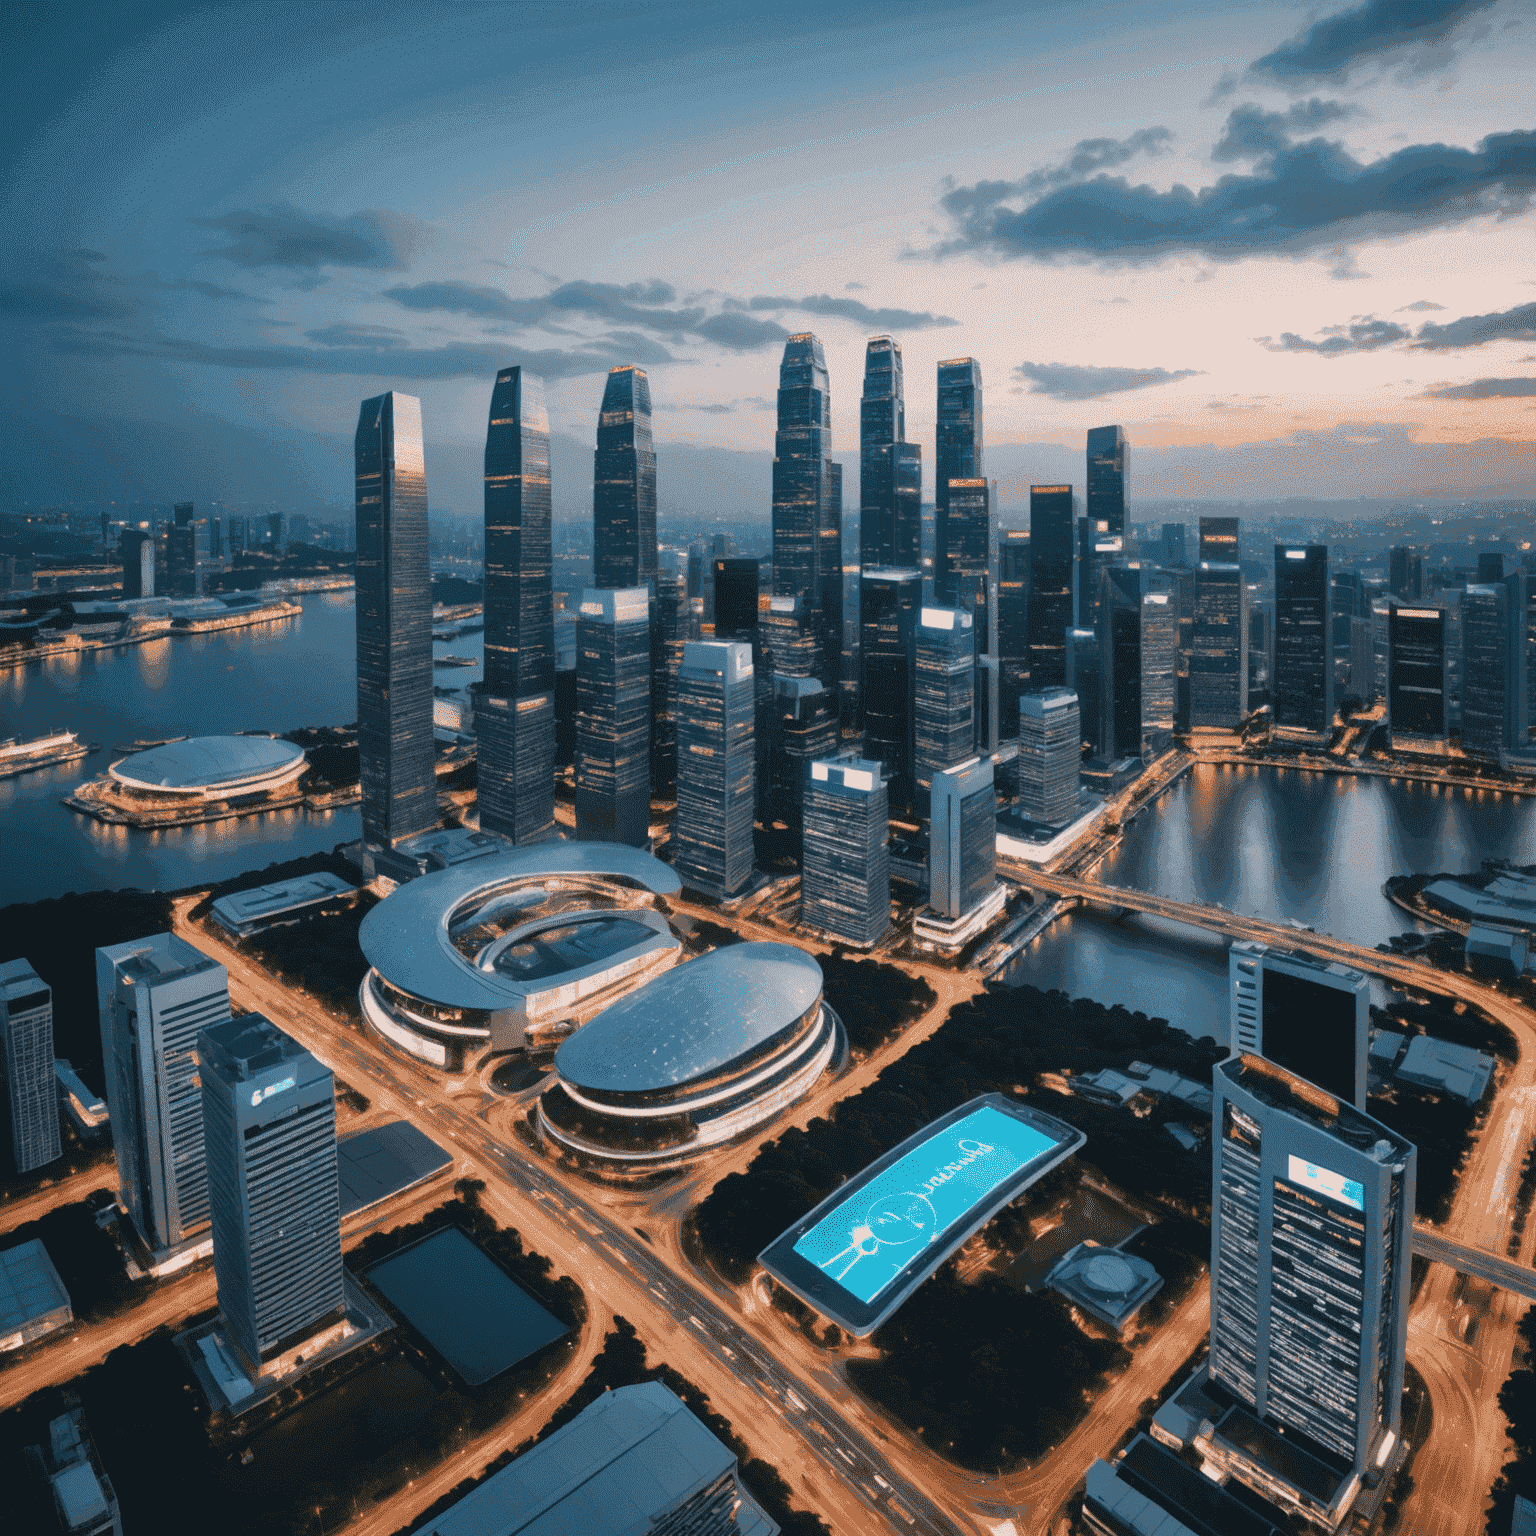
[1,959,61,1175]
[859,568,922,818]
[650,571,686,792]
[1027,486,1074,688]
[860,337,918,570]
[1206,1054,1415,1529]
[119,529,155,599]
[769,675,838,828]
[974,653,1000,758]
[356,391,436,853]
[1387,605,1446,739]
[1086,426,1127,543]
[96,934,228,1257]
[1274,544,1333,736]
[1462,576,1530,757]
[1160,522,1187,569]
[166,510,209,597]
[935,360,984,602]
[476,366,555,845]
[713,557,760,640]
[840,562,862,732]
[198,1013,344,1378]
[998,529,1030,737]
[1192,519,1248,729]
[592,365,657,592]
[575,587,652,848]
[801,755,890,947]
[1140,587,1177,746]
[929,756,996,921]
[554,609,578,769]
[759,593,816,679]
[1199,516,1239,564]
[1228,942,1369,1109]
[1331,570,1366,686]
[1248,593,1271,710]
[1018,688,1080,825]
[938,476,995,624]
[914,607,975,820]
[674,641,755,899]
[1065,628,1100,757]
[686,540,705,605]
[1097,565,1143,763]
[1388,546,1422,603]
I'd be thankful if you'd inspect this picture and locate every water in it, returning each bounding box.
[0,591,488,906]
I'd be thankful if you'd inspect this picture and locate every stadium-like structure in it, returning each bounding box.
[106,735,308,804]
[357,844,685,1072]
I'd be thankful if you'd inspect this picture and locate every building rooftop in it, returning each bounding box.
[197,1012,321,1090]
[1048,1244,1163,1331]
[1091,1433,1284,1536]
[1395,1034,1494,1104]
[0,958,46,1004]
[1220,1055,1412,1163]
[211,871,356,933]
[0,1238,71,1337]
[336,1121,452,1218]
[555,942,822,1098]
[99,929,222,987]
[109,734,304,791]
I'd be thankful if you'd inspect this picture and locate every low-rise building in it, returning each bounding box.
[0,1238,72,1351]
[210,871,358,936]
[1395,1034,1494,1104]
[1047,1245,1163,1333]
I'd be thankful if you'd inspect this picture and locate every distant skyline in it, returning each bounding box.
[4,0,1532,508]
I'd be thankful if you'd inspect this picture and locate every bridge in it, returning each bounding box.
[1411,1228,1536,1300]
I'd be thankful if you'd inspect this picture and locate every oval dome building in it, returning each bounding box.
[108,735,307,803]
[538,942,840,1168]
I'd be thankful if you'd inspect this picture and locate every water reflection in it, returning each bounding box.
[137,638,171,690]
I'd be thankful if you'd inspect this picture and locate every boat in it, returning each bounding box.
[0,730,94,778]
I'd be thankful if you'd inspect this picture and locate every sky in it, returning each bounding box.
[3,0,1533,515]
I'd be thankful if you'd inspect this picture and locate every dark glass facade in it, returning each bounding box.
[1085,425,1127,538]
[1066,628,1100,757]
[1192,523,1248,730]
[650,572,686,792]
[1460,583,1509,758]
[1388,606,1446,738]
[938,475,995,624]
[1160,522,1187,569]
[674,641,756,899]
[356,391,436,850]
[1388,546,1422,603]
[769,676,838,828]
[914,607,975,820]
[801,756,889,947]
[759,592,815,679]
[477,366,555,844]
[576,587,652,848]
[998,529,1030,737]
[935,360,984,604]
[713,557,760,641]
[1274,544,1333,735]
[929,756,995,920]
[1097,565,1142,761]
[860,337,918,570]
[593,366,657,591]
[859,568,922,818]
[167,511,209,597]
[1200,516,1239,564]
[1027,486,1074,689]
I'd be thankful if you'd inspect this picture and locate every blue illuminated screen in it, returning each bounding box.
[791,1105,1058,1305]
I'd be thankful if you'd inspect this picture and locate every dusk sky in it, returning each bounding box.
[4,0,1533,513]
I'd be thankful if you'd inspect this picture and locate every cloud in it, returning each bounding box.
[384,280,518,319]
[933,129,1535,264]
[694,312,788,350]
[1258,317,1411,354]
[1251,0,1498,83]
[305,323,407,348]
[845,281,867,291]
[1013,361,1204,399]
[1421,376,1536,398]
[1410,301,1536,349]
[194,203,430,271]
[384,276,715,337]
[1203,71,1240,107]
[1396,299,1445,311]
[1210,99,1357,163]
[747,293,959,329]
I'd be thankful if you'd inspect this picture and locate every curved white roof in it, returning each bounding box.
[358,843,682,1012]
[110,735,304,790]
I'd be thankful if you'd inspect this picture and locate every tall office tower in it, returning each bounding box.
[1462,577,1530,757]
[1028,486,1075,688]
[650,571,686,792]
[0,960,61,1174]
[1160,522,1187,568]
[940,476,997,651]
[1206,1055,1414,1529]
[1140,588,1177,748]
[228,516,247,555]
[477,366,556,844]
[914,607,976,820]
[554,611,578,769]
[1248,595,1271,709]
[575,588,652,848]
[1172,568,1196,730]
[759,593,816,678]
[119,529,156,599]
[801,755,890,946]
[674,641,755,899]
[1065,628,1100,757]
[860,337,918,570]
[592,365,657,592]
[1274,544,1333,735]
[975,654,1000,757]
[1387,605,1446,739]
[209,517,222,560]
[1018,688,1081,825]
[935,361,984,599]
[929,756,996,921]
[769,675,838,828]
[998,529,1031,737]
[1098,566,1143,762]
[356,391,435,854]
[1086,425,1127,542]
[823,460,844,683]
[1348,616,1374,699]
[96,934,228,1256]
[713,557,759,640]
[859,568,923,818]
[1192,521,1249,729]
[686,540,705,604]
[174,501,194,526]
[1388,546,1423,603]
[1331,570,1364,684]
[198,1014,344,1377]
[167,506,209,597]
[1228,941,1369,1108]
[840,563,862,731]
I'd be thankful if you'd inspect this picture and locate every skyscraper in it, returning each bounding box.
[935,360,984,602]
[96,934,228,1257]
[1027,486,1074,689]
[1191,518,1248,729]
[928,756,996,921]
[859,568,922,818]
[1097,565,1143,763]
[1065,628,1100,758]
[1160,522,1187,569]
[477,367,556,845]
[674,641,755,899]
[914,607,975,820]
[1387,606,1446,739]
[1205,1054,1414,1529]
[1388,546,1422,603]
[575,588,653,848]
[759,593,816,679]
[1462,576,1530,757]
[860,337,917,570]
[1274,544,1333,736]
[650,570,686,792]
[1140,587,1177,745]
[768,675,838,828]
[119,529,155,599]
[713,557,760,641]
[1199,516,1239,564]
[801,755,890,947]
[198,1013,344,1378]
[998,529,1031,738]
[167,509,209,597]
[1086,425,1127,543]
[1018,688,1081,825]
[356,391,436,853]
[593,366,657,592]
[938,476,995,627]
[1,959,60,1175]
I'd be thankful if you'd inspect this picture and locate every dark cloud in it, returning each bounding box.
[194,203,429,271]
[1258,317,1411,354]
[384,280,517,318]
[1396,299,1445,311]
[1251,0,1498,83]
[933,129,1534,264]
[845,281,867,291]
[385,277,706,335]
[747,293,958,329]
[1202,71,1240,107]
[305,323,407,348]
[694,312,788,350]
[1211,100,1357,163]
[1422,376,1536,398]
[1410,301,1536,349]
[1014,361,1203,399]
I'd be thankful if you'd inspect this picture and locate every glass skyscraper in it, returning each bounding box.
[914,606,975,820]
[593,366,657,592]
[1274,544,1333,736]
[1018,688,1080,826]
[860,337,918,571]
[998,528,1030,737]
[1387,606,1446,738]
[1097,565,1143,762]
[650,571,686,793]
[575,587,653,848]
[938,475,995,630]
[1085,426,1127,540]
[928,756,996,921]
[1027,486,1074,689]
[859,567,922,818]
[801,755,890,947]
[477,367,556,845]
[1,959,60,1175]
[935,360,983,604]
[769,675,838,829]
[1462,575,1530,758]
[713,557,760,641]
[674,641,756,899]
[1140,587,1177,745]
[1192,518,1248,730]
[1066,627,1100,757]
[356,391,436,852]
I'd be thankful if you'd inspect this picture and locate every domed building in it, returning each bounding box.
[107,735,308,804]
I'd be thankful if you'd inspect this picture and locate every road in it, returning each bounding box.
[0,1165,114,1236]
[1413,1228,1536,1301]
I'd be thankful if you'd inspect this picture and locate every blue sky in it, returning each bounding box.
[3,0,1532,510]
